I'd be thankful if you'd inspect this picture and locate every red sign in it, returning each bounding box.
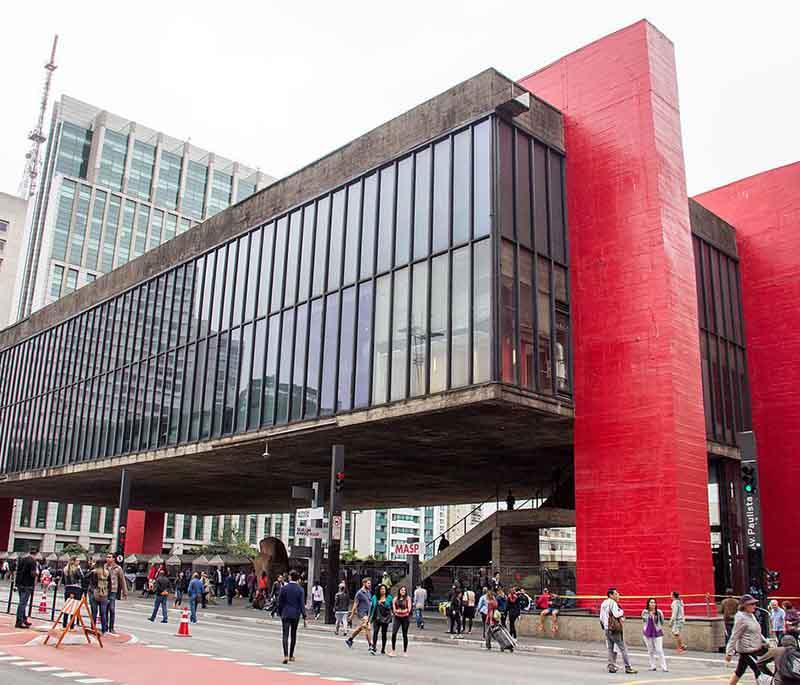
[393,542,420,556]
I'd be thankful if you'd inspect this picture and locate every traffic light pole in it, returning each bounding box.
[738,431,766,601]
[324,444,345,624]
[114,469,131,564]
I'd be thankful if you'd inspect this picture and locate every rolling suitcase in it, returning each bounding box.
[490,623,516,652]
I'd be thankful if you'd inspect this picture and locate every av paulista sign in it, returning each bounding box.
[295,524,327,540]
[393,541,420,556]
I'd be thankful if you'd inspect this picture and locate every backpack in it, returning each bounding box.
[777,647,800,683]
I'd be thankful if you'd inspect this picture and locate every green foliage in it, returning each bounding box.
[196,529,256,560]
[340,549,361,562]
[62,543,88,556]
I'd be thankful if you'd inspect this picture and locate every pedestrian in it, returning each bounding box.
[370,583,394,655]
[670,591,687,652]
[784,601,800,636]
[104,553,127,635]
[771,599,787,644]
[225,569,236,605]
[449,587,464,638]
[334,582,350,635]
[757,634,799,685]
[537,587,560,635]
[213,567,222,597]
[88,559,111,634]
[483,590,498,649]
[201,571,211,607]
[721,590,739,642]
[174,570,188,607]
[641,597,669,672]
[390,585,411,656]
[725,593,768,684]
[506,489,516,510]
[238,570,248,599]
[413,583,427,629]
[496,586,508,628]
[477,586,490,638]
[311,580,325,620]
[61,556,84,629]
[148,568,170,624]
[270,574,284,617]
[438,536,450,553]
[507,586,522,639]
[277,570,307,665]
[14,549,37,629]
[462,585,476,633]
[600,588,637,674]
[247,570,256,602]
[188,572,204,623]
[490,571,501,592]
[345,577,374,651]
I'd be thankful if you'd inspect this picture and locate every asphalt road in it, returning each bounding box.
[0,591,740,685]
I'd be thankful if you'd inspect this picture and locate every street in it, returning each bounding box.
[0,591,739,685]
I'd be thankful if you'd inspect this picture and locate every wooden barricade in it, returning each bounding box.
[44,594,103,649]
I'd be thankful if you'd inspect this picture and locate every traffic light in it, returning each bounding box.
[742,465,757,495]
[335,471,345,494]
[767,569,781,592]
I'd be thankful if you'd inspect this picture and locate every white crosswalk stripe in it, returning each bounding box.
[12,661,44,666]
[0,656,24,661]
[235,661,261,666]
[31,666,66,672]
[51,672,88,678]
[321,678,353,682]
[75,679,114,684]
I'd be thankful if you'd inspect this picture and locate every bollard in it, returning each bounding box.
[6,580,13,614]
[51,583,58,622]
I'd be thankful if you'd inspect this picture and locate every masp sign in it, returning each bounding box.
[393,541,420,556]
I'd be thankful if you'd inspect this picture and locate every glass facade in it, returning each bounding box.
[97,130,128,192]
[55,123,92,179]
[0,115,569,475]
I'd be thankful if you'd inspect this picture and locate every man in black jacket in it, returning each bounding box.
[277,570,306,664]
[15,550,38,629]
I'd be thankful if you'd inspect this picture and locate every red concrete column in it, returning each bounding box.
[125,510,165,556]
[520,21,714,600]
[695,162,800,597]
[0,498,12,552]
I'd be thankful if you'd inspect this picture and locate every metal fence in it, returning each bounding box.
[2,580,61,623]
[425,564,576,603]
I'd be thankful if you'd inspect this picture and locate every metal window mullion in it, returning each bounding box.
[74,311,95,461]
[559,152,573,392]
[271,311,284,426]
[545,150,557,397]
[130,288,147,452]
[26,337,46,470]
[158,272,175,444]
[490,116,502,383]
[21,340,42,471]
[404,156,417,394]
[424,142,434,396]
[467,125,476,386]
[83,308,103,459]
[103,298,120,456]
[67,317,89,463]
[259,225,278,427]
[201,251,220,435]
[168,267,188,442]
[242,232,260,429]
[511,128,521,387]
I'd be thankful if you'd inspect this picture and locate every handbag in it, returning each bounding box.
[608,601,624,633]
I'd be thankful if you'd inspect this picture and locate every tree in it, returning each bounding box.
[196,530,256,560]
[341,549,361,563]
[62,543,88,556]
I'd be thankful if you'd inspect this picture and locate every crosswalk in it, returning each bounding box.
[0,653,114,683]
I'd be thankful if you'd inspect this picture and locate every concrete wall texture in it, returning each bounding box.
[520,20,715,599]
[695,162,800,597]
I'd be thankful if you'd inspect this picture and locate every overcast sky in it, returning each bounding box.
[1,1,798,199]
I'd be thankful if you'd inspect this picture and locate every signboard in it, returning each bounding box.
[295,525,327,540]
[296,506,325,521]
[331,514,342,541]
[393,541,421,556]
[290,545,313,559]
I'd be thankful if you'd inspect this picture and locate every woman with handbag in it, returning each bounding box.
[641,598,669,672]
[88,560,111,634]
[369,584,393,655]
[61,556,84,629]
[725,594,768,684]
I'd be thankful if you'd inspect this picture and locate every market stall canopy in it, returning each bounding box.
[148,555,164,565]
[207,555,225,567]
[46,553,59,562]
[191,555,209,567]
[124,554,140,564]
[166,555,182,566]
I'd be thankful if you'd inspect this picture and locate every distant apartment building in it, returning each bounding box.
[13,95,272,320]
[0,193,28,327]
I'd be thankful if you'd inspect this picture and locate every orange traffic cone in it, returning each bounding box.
[176,606,191,637]
[38,589,48,614]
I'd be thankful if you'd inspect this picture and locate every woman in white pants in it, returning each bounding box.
[641,598,669,672]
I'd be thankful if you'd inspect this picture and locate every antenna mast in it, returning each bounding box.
[21,34,58,199]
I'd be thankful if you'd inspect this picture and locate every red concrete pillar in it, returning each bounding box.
[0,498,12,552]
[520,20,714,600]
[125,510,165,556]
[695,162,800,597]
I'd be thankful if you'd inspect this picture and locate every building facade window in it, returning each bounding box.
[165,513,175,538]
[19,499,33,527]
[128,141,156,201]
[70,505,82,531]
[182,162,207,220]
[208,170,233,217]
[97,130,128,192]
[55,123,92,179]
[55,502,67,530]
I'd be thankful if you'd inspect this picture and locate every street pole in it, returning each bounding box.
[308,481,323,595]
[114,469,131,564]
[324,444,344,624]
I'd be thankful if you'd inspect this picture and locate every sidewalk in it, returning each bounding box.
[140,596,724,668]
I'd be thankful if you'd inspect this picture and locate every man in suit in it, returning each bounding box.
[277,570,307,664]
[15,549,38,629]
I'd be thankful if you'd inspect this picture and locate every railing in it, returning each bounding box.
[2,579,60,623]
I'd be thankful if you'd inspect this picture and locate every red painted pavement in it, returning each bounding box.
[519,20,714,600]
[694,162,800,597]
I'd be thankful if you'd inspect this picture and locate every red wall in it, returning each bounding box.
[520,20,714,599]
[125,510,165,556]
[695,162,800,597]
[0,498,12,552]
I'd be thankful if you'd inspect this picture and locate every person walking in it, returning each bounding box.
[225,570,236,606]
[14,550,37,629]
[0,559,9,580]
[370,584,394,655]
[725,594,768,684]
[721,590,739,642]
[600,588,637,674]
[311,580,325,620]
[496,587,508,628]
[670,591,687,652]
[390,586,412,656]
[771,600,787,644]
[188,572,204,624]
[641,598,669,672]
[334,582,350,635]
[148,568,170,624]
[477,587,490,638]
[270,574,284,618]
[247,570,257,603]
[413,583,427,629]
[277,570,307,665]
[448,587,463,638]
[201,571,211,607]
[88,559,111,634]
[61,556,84,629]
[345,577,374,651]
[483,590,498,649]
[462,586,476,634]
[507,586,522,640]
[174,570,188,608]
[104,553,127,635]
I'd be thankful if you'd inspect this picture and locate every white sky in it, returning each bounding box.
[1,1,798,199]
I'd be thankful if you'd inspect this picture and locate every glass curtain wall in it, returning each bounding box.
[0,114,569,474]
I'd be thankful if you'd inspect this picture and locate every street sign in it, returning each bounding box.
[295,525,327,539]
[290,545,313,558]
[331,514,342,541]
[296,506,325,521]
[393,541,421,556]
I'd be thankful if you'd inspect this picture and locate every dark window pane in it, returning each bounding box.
[257,223,274,318]
[328,190,345,291]
[180,343,195,442]
[298,205,315,303]
[537,257,551,392]
[202,336,217,437]
[516,134,532,248]
[413,148,431,260]
[474,120,491,239]
[372,275,391,405]
[285,210,302,307]
[429,256,448,393]
[498,121,514,240]
[223,329,239,433]
[501,241,516,384]
[161,350,176,444]
[245,229,261,322]
[730,260,743,345]
[191,340,205,440]
[312,198,330,297]
[473,239,491,383]
[519,250,534,389]
[533,142,549,255]
[232,235,247,327]
[360,174,377,279]
[391,268,409,401]
[338,287,356,411]
[320,293,339,415]
[344,183,361,286]
[305,299,323,417]
[410,261,428,397]
[710,249,724,335]
[395,157,412,266]
[221,240,237,331]
[554,265,567,305]
[453,129,470,245]
[271,217,288,312]
[277,311,294,423]
[191,256,204,340]
[291,304,308,422]
[549,153,566,263]
[702,243,716,334]
[432,139,451,252]
[451,246,470,388]
[212,334,227,436]
[250,320,266,429]
[556,311,570,393]
[210,246,226,334]
[354,282,373,409]
[718,254,732,340]
[377,166,395,273]
[263,315,279,426]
